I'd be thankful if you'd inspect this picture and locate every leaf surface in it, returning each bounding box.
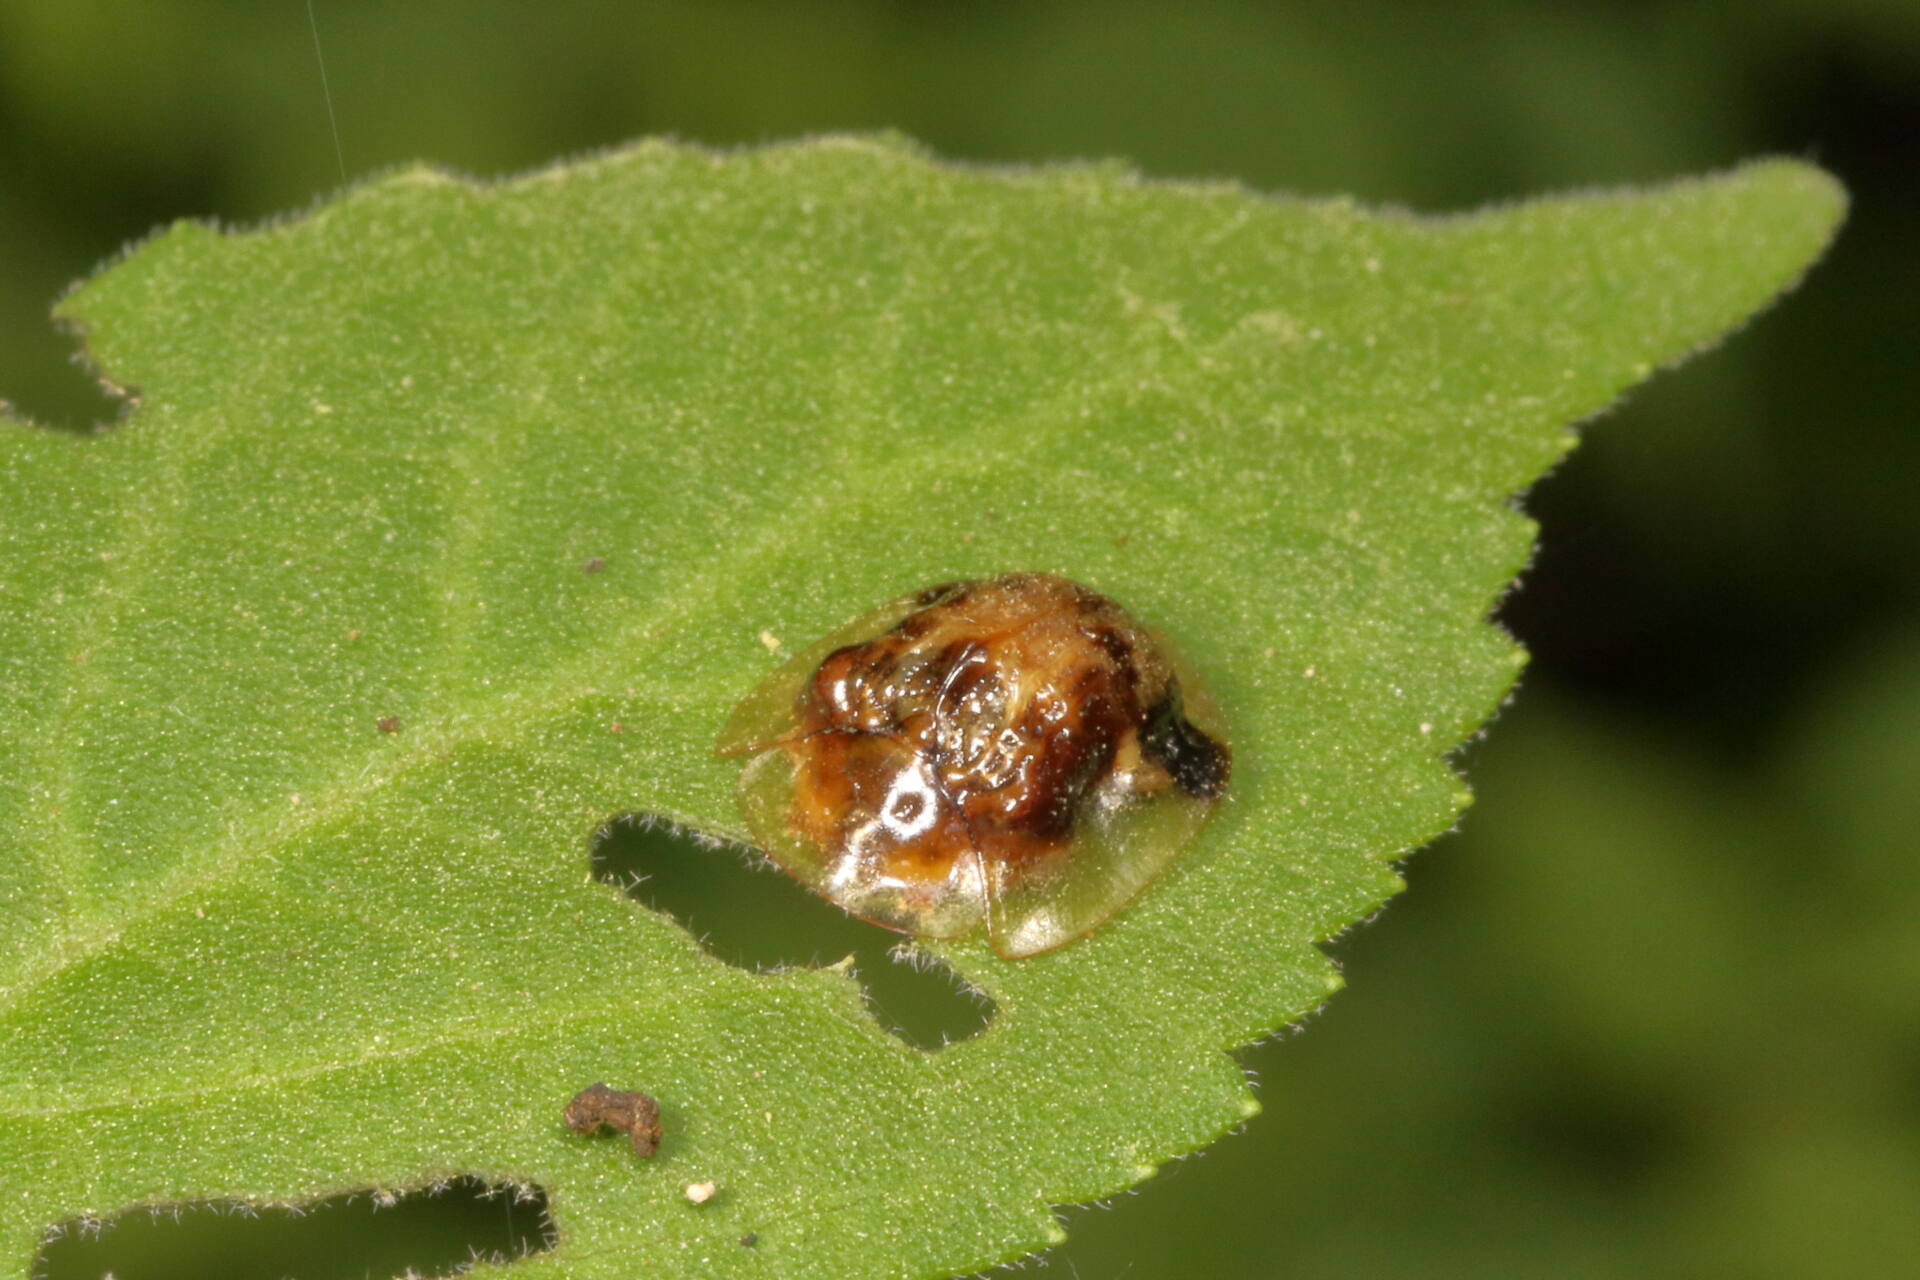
[0,138,1841,1278]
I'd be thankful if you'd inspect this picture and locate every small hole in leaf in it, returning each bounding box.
[592,815,993,1049]
[35,1176,553,1280]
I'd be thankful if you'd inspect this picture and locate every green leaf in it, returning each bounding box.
[0,137,1841,1278]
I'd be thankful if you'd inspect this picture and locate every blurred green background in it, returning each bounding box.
[5,1,1915,1277]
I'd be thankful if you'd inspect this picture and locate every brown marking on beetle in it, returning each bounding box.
[785,575,1223,877]
[1142,692,1230,799]
[912,581,964,607]
[563,1083,662,1158]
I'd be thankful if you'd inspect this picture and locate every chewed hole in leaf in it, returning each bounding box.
[591,814,993,1049]
[34,1176,553,1280]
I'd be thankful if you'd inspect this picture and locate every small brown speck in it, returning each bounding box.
[739,1232,758,1247]
[583,557,605,575]
[564,1082,661,1158]
[376,716,400,734]
[346,630,361,641]
[609,721,624,735]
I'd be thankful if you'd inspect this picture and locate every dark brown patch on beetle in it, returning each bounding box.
[563,1083,661,1158]
[781,574,1228,883]
[912,581,965,607]
[1142,694,1231,799]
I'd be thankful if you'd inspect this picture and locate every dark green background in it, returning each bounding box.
[4,2,1914,1277]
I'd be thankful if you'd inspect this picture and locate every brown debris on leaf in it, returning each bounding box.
[563,1082,662,1157]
